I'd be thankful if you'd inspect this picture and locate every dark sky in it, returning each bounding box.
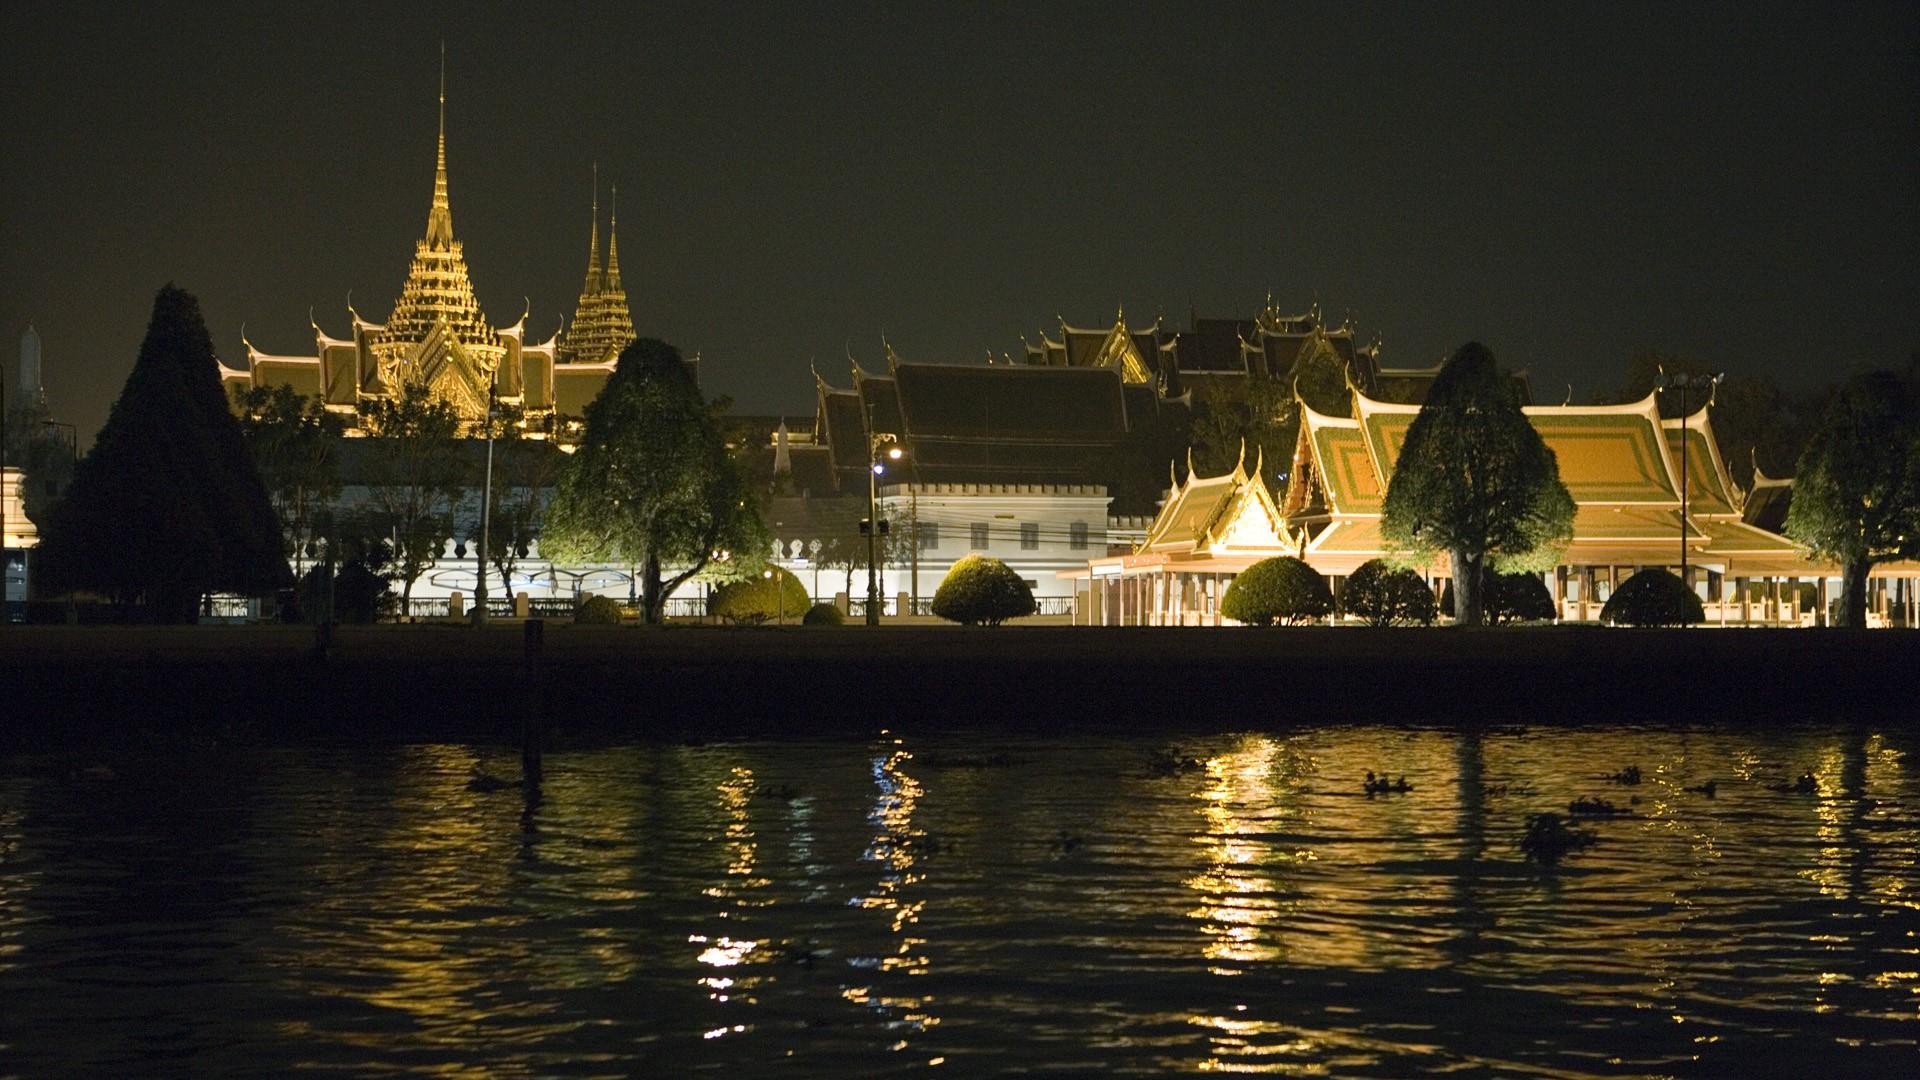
[4,2,1915,442]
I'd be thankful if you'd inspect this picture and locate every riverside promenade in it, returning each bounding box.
[3,624,1914,745]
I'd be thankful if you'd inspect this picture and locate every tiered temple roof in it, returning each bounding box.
[225,62,616,430]
[1287,387,1802,573]
[1014,297,1475,406]
[794,342,1184,502]
[559,172,638,366]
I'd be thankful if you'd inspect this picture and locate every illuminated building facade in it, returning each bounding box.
[1075,387,1920,627]
[221,72,632,428]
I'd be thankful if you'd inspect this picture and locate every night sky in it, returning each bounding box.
[3,2,1915,442]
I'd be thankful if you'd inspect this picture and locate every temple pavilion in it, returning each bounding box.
[1070,384,1919,627]
[221,70,632,429]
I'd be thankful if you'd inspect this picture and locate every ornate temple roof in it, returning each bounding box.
[373,64,494,361]
[560,171,638,365]
[1138,445,1292,556]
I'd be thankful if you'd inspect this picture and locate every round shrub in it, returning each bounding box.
[1341,559,1436,627]
[575,594,624,625]
[1441,572,1558,624]
[1222,556,1333,626]
[932,555,1036,626]
[802,602,844,626]
[1601,568,1704,627]
[1490,572,1556,624]
[709,567,811,624]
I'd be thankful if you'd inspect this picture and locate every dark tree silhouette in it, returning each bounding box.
[1785,370,1920,628]
[36,285,288,620]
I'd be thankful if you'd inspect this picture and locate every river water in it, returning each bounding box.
[1,726,1915,1076]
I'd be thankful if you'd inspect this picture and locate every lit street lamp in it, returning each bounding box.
[472,368,499,626]
[863,434,905,627]
[764,566,785,625]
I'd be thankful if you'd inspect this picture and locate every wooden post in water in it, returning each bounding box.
[522,618,544,790]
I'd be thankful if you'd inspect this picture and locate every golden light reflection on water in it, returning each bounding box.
[845,738,939,1039]
[1186,736,1287,972]
[4,727,1918,1075]
[696,764,766,1018]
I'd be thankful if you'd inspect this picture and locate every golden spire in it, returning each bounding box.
[581,163,602,294]
[605,181,623,290]
[425,43,453,249]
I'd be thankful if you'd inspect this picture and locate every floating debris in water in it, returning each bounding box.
[1684,780,1717,797]
[1365,771,1414,795]
[1145,750,1204,777]
[1766,772,1818,795]
[1609,765,1642,785]
[1568,796,1629,817]
[1522,812,1598,863]
[755,783,802,801]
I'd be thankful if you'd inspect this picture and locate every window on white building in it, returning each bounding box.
[918,523,938,551]
[1069,521,1088,550]
[1020,523,1039,550]
[970,523,989,549]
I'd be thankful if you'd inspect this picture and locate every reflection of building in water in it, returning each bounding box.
[1187,737,1286,972]
[844,739,938,1037]
[692,765,766,1031]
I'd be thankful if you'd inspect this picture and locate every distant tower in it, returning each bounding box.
[18,324,44,408]
[559,168,637,365]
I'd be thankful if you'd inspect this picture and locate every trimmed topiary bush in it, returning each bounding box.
[1601,568,1704,626]
[1489,572,1555,624]
[932,555,1037,626]
[1222,556,1333,626]
[709,567,811,624]
[575,594,624,625]
[1441,572,1557,624]
[1341,559,1437,627]
[802,602,844,626]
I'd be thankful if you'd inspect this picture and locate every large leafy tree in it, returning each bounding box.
[1785,369,1920,628]
[36,284,288,620]
[235,384,346,580]
[543,338,768,624]
[1381,342,1574,626]
[357,383,466,612]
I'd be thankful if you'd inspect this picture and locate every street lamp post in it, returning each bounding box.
[863,434,904,627]
[472,371,498,626]
[1654,369,1722,585]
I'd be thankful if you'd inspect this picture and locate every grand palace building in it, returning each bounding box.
[220,72,632,429]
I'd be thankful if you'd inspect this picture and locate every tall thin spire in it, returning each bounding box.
[605,182,622,290]
[581,163,602,293]
[425,43,453,249]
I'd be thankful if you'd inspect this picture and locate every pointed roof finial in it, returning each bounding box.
[581,163,603,292]
[424,44,454,249]
[605,180,623,290]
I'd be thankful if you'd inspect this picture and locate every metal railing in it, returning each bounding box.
[662,597,708,618]
[408,598,451,619]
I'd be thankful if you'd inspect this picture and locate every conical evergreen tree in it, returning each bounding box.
[37,285,289,620]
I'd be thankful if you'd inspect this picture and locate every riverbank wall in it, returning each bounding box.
[3,625,1914,747]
